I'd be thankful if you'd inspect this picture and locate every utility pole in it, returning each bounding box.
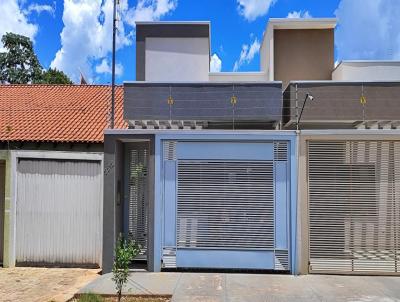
[111,0,117,129]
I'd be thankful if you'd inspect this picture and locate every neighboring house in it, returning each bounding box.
[0,85,126,268]
[103,18,400,277]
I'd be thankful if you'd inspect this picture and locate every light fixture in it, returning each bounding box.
[297,93,315,130]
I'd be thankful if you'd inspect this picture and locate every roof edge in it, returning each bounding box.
[261,18,337,51]
[267,18,337,29]
[123,80,282,85]
[287,80,400,84]
[135,21,211,25]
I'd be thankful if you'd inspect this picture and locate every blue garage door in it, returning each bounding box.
[162,141,290,271]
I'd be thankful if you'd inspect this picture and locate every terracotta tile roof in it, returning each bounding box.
[0,84,127,143]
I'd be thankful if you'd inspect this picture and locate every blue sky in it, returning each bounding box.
[2,0,400,84]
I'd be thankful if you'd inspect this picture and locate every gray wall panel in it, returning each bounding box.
[124,83,282,122]
[284,82,400,125]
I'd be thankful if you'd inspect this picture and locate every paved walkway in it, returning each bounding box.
[79,271,400,302]
[0,267,100,302]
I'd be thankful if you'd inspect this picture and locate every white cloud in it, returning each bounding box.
[237,0,276,22]
[95,58,123,76]
[125,0,177,26]
[335,0,400,60]
[25,2,56,16]
[287,10,312,18]
[0,0,38,51]
[51,0,177,83]
[233,38,260,71]
[210,54,222,72]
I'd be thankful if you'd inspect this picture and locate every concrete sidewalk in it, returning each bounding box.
[79,271,400,301]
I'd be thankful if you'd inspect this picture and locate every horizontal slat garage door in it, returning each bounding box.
[308,141,400,274]
[162,141,291,271]
[177,160,275,249]
[16,158,102,266]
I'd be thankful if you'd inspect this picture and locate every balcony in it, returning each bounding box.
[124,82,282,129]
[283,81,400,129]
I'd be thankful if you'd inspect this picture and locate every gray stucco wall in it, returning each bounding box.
[145,37,210,82]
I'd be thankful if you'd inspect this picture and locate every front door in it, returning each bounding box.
[124,143,149,261]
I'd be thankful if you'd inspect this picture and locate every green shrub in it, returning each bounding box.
[112,234,141,302]
[77,293,104,302]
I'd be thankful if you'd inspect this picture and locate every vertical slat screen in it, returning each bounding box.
[177,160,275,249]
[274,141,288,161]
[164,141,177,161]
[308,141,400,274]
[128,145,149,259]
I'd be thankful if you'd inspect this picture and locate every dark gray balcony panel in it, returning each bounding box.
[283,81,400,128]
[124,82,283,123]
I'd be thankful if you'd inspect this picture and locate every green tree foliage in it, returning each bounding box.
[0,32,72,84]
[0,32,43,84]
[112,234,140,302]
[41,68,73,84]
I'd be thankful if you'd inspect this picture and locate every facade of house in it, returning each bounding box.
[103,18,400,276]
[1,18,399,277]
[0,85,126,268]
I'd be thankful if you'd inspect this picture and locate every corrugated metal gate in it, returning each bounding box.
[162,140,291,271]
[308,141,400,274]
[16,158,102,266]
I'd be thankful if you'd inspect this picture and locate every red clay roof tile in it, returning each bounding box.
[0,84,127,143]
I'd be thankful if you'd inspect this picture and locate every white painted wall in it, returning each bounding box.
[333,61,400,81]
[145,37,210,82]
[209,72,267,82]
[259,25,274,81]
[0,162,4,263]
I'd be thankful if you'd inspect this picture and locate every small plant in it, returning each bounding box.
[76,293,104,302]
[112,233,140,302]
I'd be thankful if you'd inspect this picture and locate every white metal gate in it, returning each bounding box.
[126,144,149,259]
[162,140,291,270]
[177,160,275,249]
[16,158,102,266]
[308,141,400,274]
